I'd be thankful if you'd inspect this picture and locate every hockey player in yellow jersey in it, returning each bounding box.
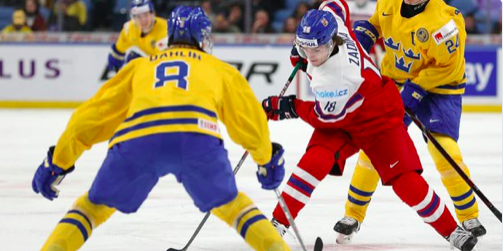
[31,6,292,251]
[107,0,168,72]
[333,0,486,244]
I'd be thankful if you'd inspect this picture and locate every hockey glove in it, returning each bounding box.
[107,44,125,72]
[257,142,285,190]
[262,95,299,121]
[290,45,308,72]
[32,146,74,201]
[401,80,427,126]
[353,20,379,54]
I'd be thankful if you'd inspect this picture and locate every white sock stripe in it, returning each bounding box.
[412,187,434,211]
[293,168,320,187]
[423,201,446,223]
[284,186,310,204]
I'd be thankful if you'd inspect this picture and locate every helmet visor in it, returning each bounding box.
[200,27,213,54]
[295,37,333,66]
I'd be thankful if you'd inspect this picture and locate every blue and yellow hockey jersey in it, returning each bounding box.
[369,0,467,94]
[52,47,272,169]
[114,17,168,56]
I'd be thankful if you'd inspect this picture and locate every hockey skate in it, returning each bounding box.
[462,218,486,237]
[333,216,361,244]
[448,226,478,251]
[271,218,289,237]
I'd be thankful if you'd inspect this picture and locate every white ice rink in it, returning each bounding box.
[0,110,502,251]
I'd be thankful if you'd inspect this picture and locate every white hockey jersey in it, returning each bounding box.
[295,0,403,138]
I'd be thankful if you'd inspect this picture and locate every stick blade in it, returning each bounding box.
[314,237,323,251]
[167,248,183,251]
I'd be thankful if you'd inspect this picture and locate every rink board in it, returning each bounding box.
[0,43,501,111]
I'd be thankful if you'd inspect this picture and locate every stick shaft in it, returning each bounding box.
[406,109,502,222]
[166,64,302,251]
[275,188,308,251]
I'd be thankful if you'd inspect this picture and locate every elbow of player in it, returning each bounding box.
[353,21,379,53]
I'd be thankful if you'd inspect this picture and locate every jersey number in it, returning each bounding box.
[445,34,459,54]
[324,101,337,112]
[154,61,189,90]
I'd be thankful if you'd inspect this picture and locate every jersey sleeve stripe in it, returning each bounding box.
[435,83,466,90]
[324,2,346,23]
[111,44,125,57]
[321,0,351,27]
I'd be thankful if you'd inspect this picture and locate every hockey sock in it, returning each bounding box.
[344,151,380,223]
[273,146,333,226]
[212,192,291,251]
[40,193,116,251]
[428,133,479,222]
[391,172,457,237]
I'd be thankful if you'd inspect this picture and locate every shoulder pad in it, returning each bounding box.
[123,21,134,36]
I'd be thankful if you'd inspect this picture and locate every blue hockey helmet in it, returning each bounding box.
[295,10,338,60]
[168,6,213,54]
[130,0,155,18]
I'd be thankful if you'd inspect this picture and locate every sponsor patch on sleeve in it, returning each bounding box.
[156,37,168,50]
[432,19,459,45]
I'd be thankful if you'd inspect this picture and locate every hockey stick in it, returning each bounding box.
[166,154,248,251]
[166,64,302,251]
[405,109,502,222]
[275,189,325,251]
[275,188,308,251]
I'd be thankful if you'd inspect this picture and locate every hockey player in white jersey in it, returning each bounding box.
[335,0,486,244]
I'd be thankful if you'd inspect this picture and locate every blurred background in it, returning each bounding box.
[0,0,501,34]
[0,0,501,112]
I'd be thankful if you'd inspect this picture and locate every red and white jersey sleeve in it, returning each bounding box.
[319,0,351,27]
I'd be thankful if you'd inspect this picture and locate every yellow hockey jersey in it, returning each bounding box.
[115,17,168,56]
[52,47,272,169]
[369,0,467,94]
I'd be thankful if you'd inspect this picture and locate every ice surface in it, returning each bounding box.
[0,110,501,251]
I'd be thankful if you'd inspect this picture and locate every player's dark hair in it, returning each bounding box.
[329,34,345,56]
[333,34,345,46]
